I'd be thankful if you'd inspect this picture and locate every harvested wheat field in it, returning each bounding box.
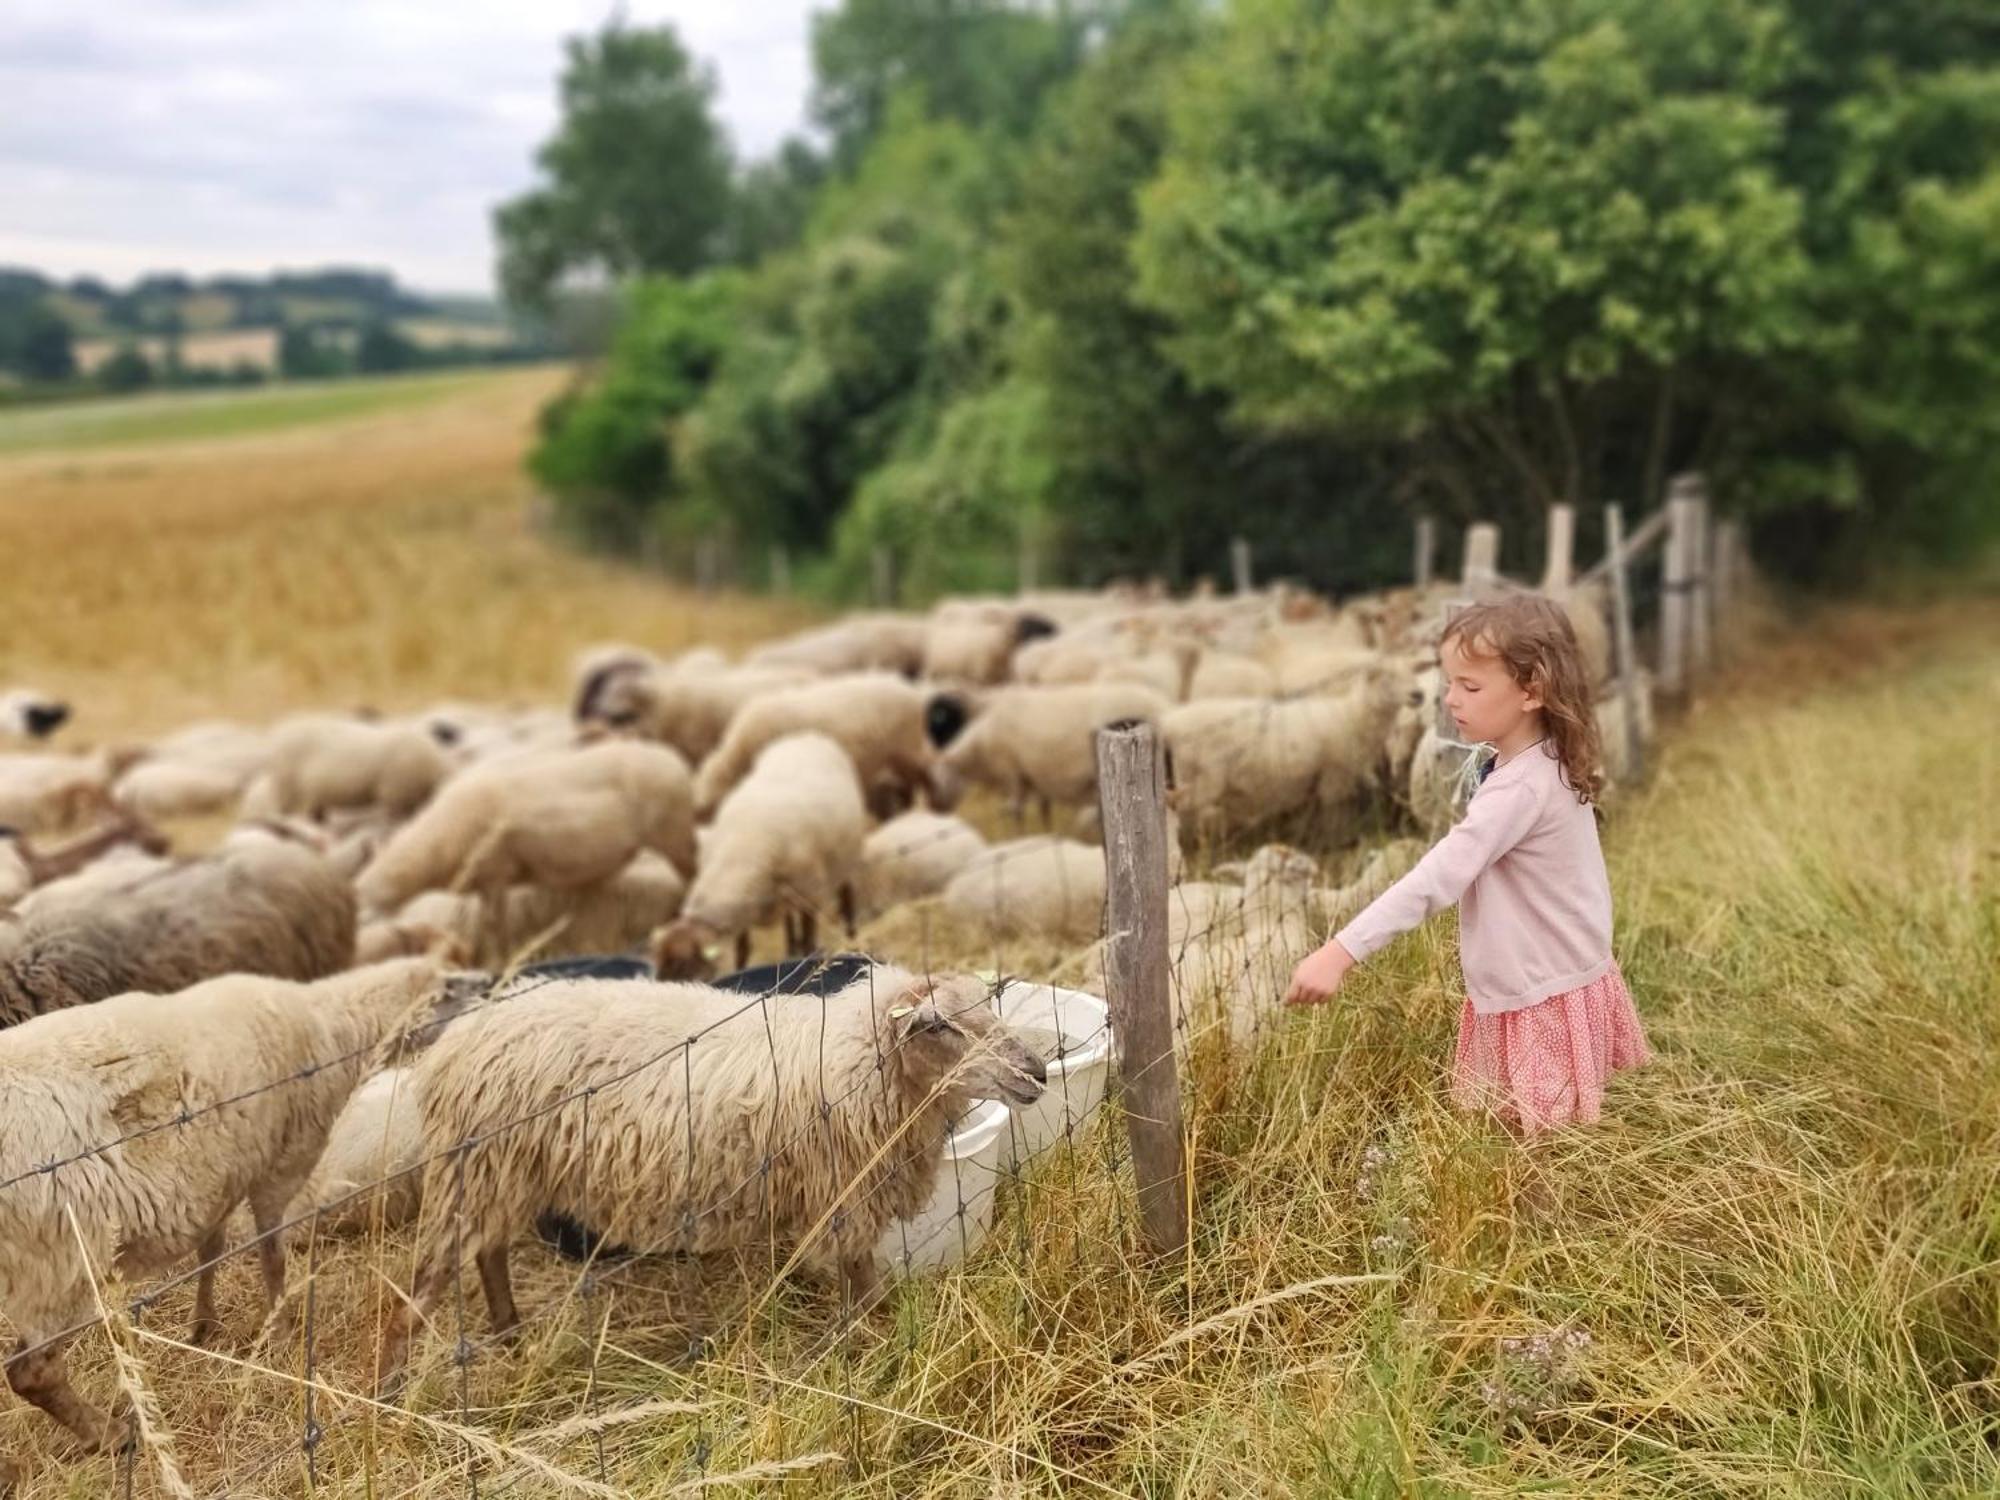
[0,366,823,742]
[0,369,1996,1497]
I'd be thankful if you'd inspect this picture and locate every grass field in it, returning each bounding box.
[0,366,1996,1495]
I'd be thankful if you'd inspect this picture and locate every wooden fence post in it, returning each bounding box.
[1542,503,1575,594]
[1095,720,1188,1257]
[1604,504,1645,781]
[768,544,790,596]
[1230,537,1253,595]
[871,546,895,609]
[1688,479,1713,675]
[1461,522,1500,593]
[1415,515,1436,588]
[1659,475,1700,696]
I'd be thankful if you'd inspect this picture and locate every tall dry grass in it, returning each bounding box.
[0,366,821,743]
[2,565,1993,1495]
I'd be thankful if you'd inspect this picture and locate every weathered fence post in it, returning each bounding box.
[768,544,790,596]
[1095,720,1188,1257]
[1462,522,1500,593]
[1542,503,1575,593]
[1659,476,1699,695]
[871,546,895,609]
[1230,537,1253,595]
[1604,504,1645,781]
[1415,515,1436,588]
[1688,478,1713,675]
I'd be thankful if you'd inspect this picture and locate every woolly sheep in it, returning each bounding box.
[746,613,931,679]
[112,721,275,819]
[0,958,454,1461]
[921,601,1059,686]
[936,682,1169,825]
[374,965,1045,1392]
[0,691,69,743]
[853,810,988,920]
[284,1066,426,1233]
[1186,650,1278,700]
[0,753,114,834]
[259,714,454,823]
[651,733,869,978]
[580,663,812,766]
[693,673,965,820]
[942,836,1107,945]
[0,835,356,1029]
[1163,844,1326,1053]
[0,813,165,909]
[364,849,686,968]
[355,739,697,918]
[1161,665,1404,840]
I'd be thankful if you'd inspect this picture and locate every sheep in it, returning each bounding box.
[579,662,812,766]
[853,810,988,921]
[1161,664,1405,841]
[942,837,1108,945]
[373,965,1046,1392]
[1160,843,1327,1053]
[0,753,114,835]
[0,813,167,913]
[651,733,869,978]
[362,849,686,968]
[693,673,966,820]
[1187,650,1278,701]
[1320,838,1426,927]
[745,613,931,678]
[259,714,454,823]
[0,691,69,744]
[936,682,1170,826]
[0,835,356,1028]
[1254,625,1382,696]
[284,1066,427,1234]
[355,739,697,918]
[921,601,1059,686]
[111,721,275,819]
[0,958,457,1462]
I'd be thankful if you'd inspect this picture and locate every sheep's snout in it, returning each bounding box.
[976,1034,1048,1106]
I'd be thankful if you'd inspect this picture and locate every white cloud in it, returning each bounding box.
[0,0,821,294]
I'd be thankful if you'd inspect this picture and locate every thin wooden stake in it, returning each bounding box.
[1604,504,1645,781]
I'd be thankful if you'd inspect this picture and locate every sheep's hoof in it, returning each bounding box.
[187,1316,220,1349]
[0,1453,23,1495]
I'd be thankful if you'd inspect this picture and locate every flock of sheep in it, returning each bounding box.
[0,575,1641,1484]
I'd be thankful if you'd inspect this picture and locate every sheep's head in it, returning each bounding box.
[0,691,70,741]
[576,664,654,729]
[887,976,1046,1107]
[924,691,972,750]
[649,918,722,981]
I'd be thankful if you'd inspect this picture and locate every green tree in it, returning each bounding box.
[355,319,419,374]
[723,139,828,265]
[496,23,735,312]
[96,343,154,393]
[278,324,345,380]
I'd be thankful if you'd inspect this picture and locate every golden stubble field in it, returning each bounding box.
[0,367,822,744]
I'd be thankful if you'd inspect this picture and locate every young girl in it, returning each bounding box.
[1284,593,1649,1133]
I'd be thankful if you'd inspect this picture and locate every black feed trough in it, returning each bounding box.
[534,950,881,1262]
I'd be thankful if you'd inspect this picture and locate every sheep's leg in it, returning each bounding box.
[250,1194,296,1348]
[0,1450,21,1495]
[188,1224,226,1347]
[781,910,800,955]
[5,1333,121,1455]
[838,883,857,938]
[1038,794,1054,830]
[375,1249,457,1399]
[734,930,751,971]
[835,1252,885,1315]
[799,908,817,955]
[475,1246,520,1345]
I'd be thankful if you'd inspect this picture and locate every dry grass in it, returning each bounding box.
[0,366,822,743]
[1,375,1997,1494]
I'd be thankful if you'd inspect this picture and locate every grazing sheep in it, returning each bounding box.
[1187,651,1278,701]
[854,810,988,921]
[0,691,69,744]
[0,835,356,1028]
[580,663,812,766]
[746,614,932,679]
[936,682,1170,825]
[374,966,1045,1392]
[1161,665,1405,840]
[285,1066,427,1233]
[1320,838,1426,927]
[260,715,453,823]
[364,849,686,968]
[1164,844,1326,1052]
[0,958,454,1461]
[0,753,114,835]
[651,733,869,978]
[0,813,167,912]
[942,837,1107,945]
[693,673,966,820]
[355,740,697,918]
[921,601,1059,686]
[111,721,275,819]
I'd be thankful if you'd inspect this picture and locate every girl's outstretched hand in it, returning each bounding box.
[1285,939,1355,1008]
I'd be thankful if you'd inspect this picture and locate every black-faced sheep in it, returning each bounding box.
[0,691,69,744]
[0,834,356,1028]
[650,733,869,979]
[373,965,1045,1393]
[920,600,1059,686]
[578,662,812,766]
[0,959,454,1464]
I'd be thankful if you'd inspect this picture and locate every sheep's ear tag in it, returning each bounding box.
[889,1005,916,1020]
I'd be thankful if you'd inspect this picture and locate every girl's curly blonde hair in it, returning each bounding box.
[1442,593,1603,806]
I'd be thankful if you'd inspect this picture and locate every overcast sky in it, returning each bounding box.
[0,0,820,295]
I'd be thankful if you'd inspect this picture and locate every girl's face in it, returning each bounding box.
[1440,634,1542,746]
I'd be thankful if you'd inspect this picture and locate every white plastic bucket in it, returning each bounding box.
[990,981,1113,1171]
[874,1097,1011,1276]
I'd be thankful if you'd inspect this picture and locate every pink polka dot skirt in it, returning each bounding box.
[1451,960,1651,1135]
